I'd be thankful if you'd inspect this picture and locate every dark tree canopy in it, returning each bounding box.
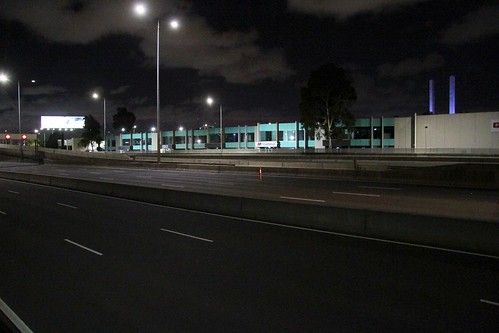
[46,131,62,149]
[112,107,136,132]
[112,107,136,150]
[299,63,357,148]
[81,114,102,150]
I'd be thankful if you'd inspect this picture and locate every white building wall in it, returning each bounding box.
[413,112,499,149]
[394,117,413,148]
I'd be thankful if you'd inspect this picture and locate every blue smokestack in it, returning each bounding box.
[449,75,455,114]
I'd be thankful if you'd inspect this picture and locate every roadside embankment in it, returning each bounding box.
[0,170,497,257]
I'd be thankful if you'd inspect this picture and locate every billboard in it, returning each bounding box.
[41,116,85,129]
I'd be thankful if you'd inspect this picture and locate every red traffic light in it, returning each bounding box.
[21,134,27,140]
[5,134,11,140]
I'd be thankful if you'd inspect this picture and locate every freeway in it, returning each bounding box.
[0,179,498,332]
[0,162,498,222]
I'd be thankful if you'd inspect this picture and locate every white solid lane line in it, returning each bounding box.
[280,196,325,203]
[358,185,401,191]
[333,191,380,198]
[64,239,103,256]
[162,184,185,188]
[480,299,499,306]
[160,228,213,243]
[0,297,34,333]
[57,203,78,209]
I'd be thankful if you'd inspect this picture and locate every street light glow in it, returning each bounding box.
[92,92,99,99]
[170,20,180,29]
[206,97,214,105]
[0,73,9,83]
[134,3,147,16]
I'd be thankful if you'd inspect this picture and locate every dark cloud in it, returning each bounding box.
[439,4,499,45]
[377,54,445,78]
[23,85,67,96]
[110,85,130,95]
[0,0,293,84]
[287,0,427,18]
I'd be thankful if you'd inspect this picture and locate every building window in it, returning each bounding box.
[209,134,220,143]
[259,131,275,141]
[353,127,370,139]
[194,136,205,144]
[225,133,238,143]
[284,130,296,141]
[384,126,394,139]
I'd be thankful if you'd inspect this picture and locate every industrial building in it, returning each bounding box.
[112,111,499,152]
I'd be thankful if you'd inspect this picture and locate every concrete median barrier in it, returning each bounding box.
[0,170,497,257]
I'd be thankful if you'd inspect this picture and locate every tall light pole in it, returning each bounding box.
[206,96,223,153]
[134,3,180,162]
[92,92,107,152]
[0,73,34,134]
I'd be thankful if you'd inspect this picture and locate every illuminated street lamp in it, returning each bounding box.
[92,92,107,152]
[134,3,180,161]
[206,96,223,153]
[0,72,34,134]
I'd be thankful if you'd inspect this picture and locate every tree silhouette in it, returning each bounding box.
[112,107,136,150]
[300,64,357,148]
[46,131,62,149]
[81,114,102,151]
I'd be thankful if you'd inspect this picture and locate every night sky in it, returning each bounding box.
[1,0,498,133]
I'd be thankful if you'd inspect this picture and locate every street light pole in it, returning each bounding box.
[17,81,21,134]
[134,3,179,162]
[103,98,107,152]
[219,104,223,154]
[0,74,22,134]
[92,92,106,152]
[207,96,223,153]
[156,19,161,163]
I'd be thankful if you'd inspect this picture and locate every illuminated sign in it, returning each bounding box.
[492,120,499,133]
[41,116,85,129]
[255,141,278,148]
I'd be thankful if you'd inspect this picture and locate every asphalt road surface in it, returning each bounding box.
[1,162,498,222]
[1,178,498,332]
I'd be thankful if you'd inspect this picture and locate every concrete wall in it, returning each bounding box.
[394,117,413,148]
[412,112,499,149]
[395,112,499,149]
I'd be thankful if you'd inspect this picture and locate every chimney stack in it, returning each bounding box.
[449,75,455,114]
[429,79,435,114]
